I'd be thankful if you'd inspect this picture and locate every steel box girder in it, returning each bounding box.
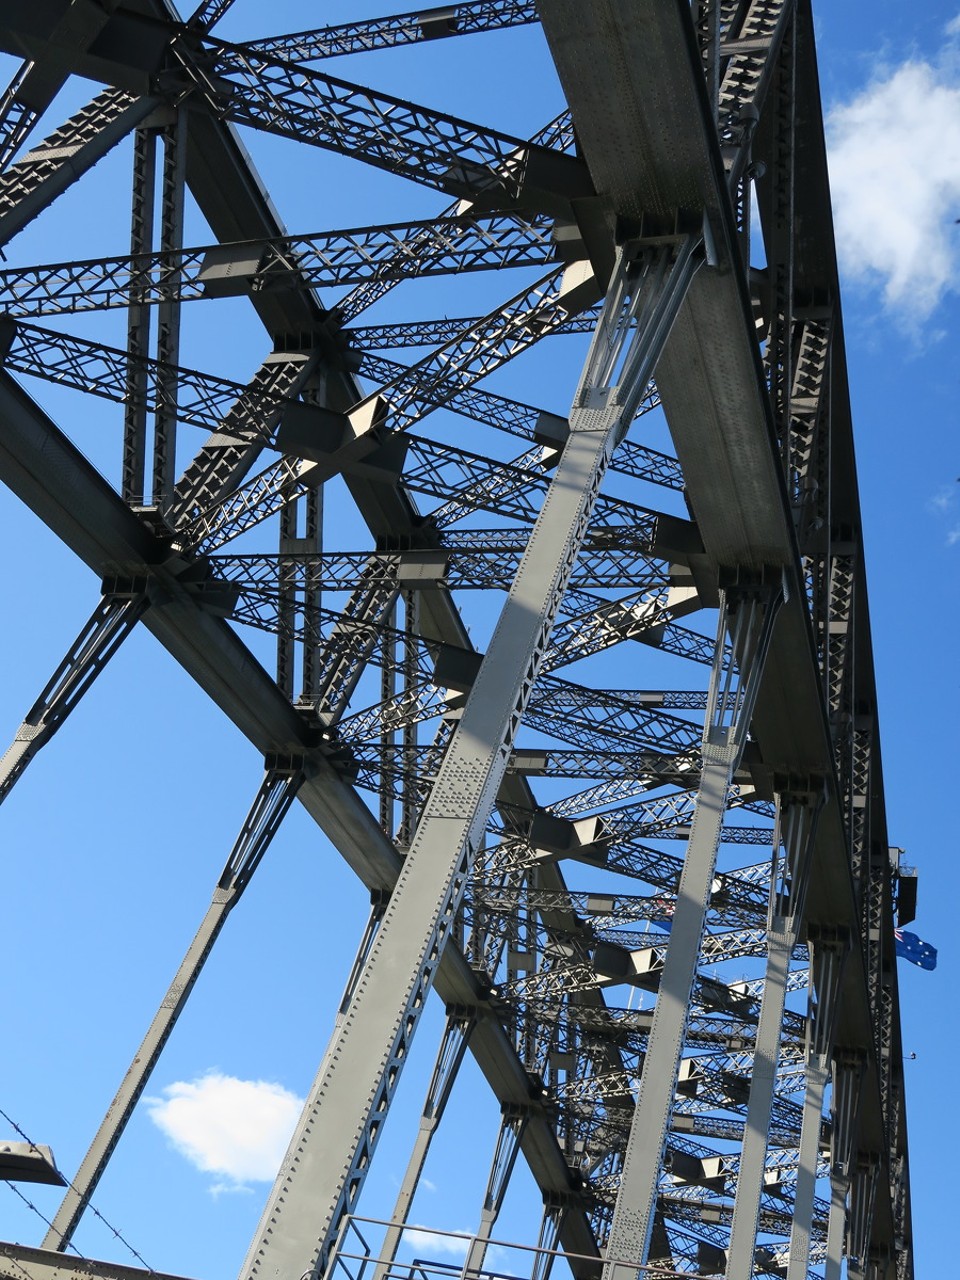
[0,20,609,1228]
[0,1,605,1266]
[536,0,896,1259]
[0,363,602,1260]
[0,1241,189,1280]
[0,0,907,1271]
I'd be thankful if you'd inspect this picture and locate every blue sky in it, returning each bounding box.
[1,4,958,1278]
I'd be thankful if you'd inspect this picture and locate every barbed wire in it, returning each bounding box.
[0,1105,154,1273]
[3,1181,84,1256]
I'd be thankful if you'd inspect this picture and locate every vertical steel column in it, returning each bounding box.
[152,109,186,510]
[277,502,298,701]
[43,764,304,1251]
[826,1050,866,1280]
[371,1011,475,1280]
[790,1058,829,1280]
[531,1202,567,1280]
[334,893,390,1029]
[462,1106,529,1277]
[692,1,721,120]
[765,13,796,457]
[787,930,850,1280]
[0,594,146,805]
[301,487,323,703]
[398,588,421,849]
[847,1155,881,1277]
[0,61,38,172]
[239,234,702,1280]
[121,126,157,508]
[378,600,398,833]
[602,571,785,1275]
[725,782,824,1280]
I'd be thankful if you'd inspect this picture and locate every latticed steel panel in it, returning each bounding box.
[0,6,913,1280]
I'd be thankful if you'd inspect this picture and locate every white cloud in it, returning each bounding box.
[926,485,960,546]
[145,1072,304,1187]
[826,50,960,322]
[928,486,957,514]
[946,15,960,38]
[403,1228,470,1258]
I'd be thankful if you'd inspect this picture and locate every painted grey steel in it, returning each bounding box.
[152,111,186,510]
[121,126,157,507]
[0,214,559,317]
[0,1242,181,1280]
[42,767,304,1253]
[463,1108,529,1276]
[0,595,146,805]
[242,3,540,63]
[0,252,602,1280]
[601,580,784,1274]
[240,237,701,1280]
[0,3,920,1277]
[0,89,157,246]
[371,1014,475,1280]
[788,1060,829,1280]
[725,790,823,1280]
[827,1053,867,1280]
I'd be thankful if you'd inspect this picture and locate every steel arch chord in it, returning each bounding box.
[0,5,916,1280]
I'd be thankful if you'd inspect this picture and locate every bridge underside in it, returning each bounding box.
[0,4,912,1280]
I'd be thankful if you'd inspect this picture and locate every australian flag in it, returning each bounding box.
[894,928,937,971]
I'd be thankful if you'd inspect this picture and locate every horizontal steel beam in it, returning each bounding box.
[537,0,896,1259]
[0,365,600,1264]
[0,1242,186,1280]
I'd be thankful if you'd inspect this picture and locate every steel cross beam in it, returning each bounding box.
[0,17,655,1280]
[0,4,917,1279]
[0,87,157,246]
[0,593,146,804]
[0,324,680,502]
[242,3,541,64]
[239,236,702,1280]
[0,367,602,1274]
[0,212,559,317]
[349,310,596,347]
[602,574,785,1272]
[175,34,591,211]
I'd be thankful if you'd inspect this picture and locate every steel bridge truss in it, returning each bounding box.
[0,5,913,1280]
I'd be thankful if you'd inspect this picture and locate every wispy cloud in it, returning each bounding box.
[145,1072,303,1190]
[403,1228,471,1258]
[400,1228,505,1271]
[926,484,960,546]
[928,486,956,514]
[826,24,960,323]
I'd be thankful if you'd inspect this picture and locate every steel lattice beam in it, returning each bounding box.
[0,4,916,1280]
